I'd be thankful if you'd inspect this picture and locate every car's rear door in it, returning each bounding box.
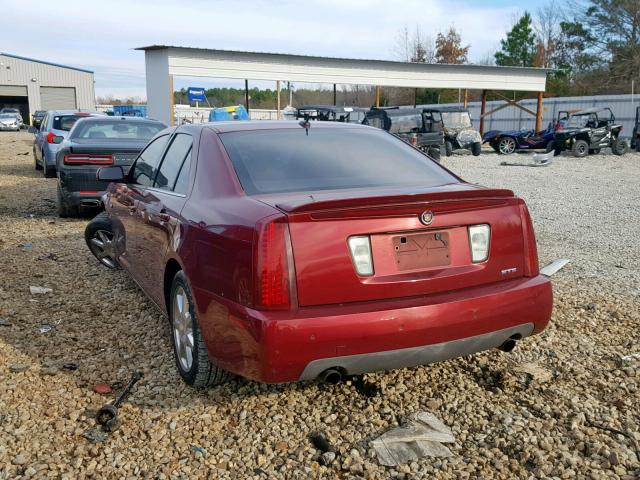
[111,134,170,272]
[133,132,193,304]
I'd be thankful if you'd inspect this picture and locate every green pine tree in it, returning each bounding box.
[495,12,537,67]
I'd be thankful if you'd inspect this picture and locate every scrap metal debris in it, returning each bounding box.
[500,150,554,167]
[371,411,455,466]
[0,319,11,327]
[30,286,52,295]
[540,259,570,277]
[94,383,112,395]
[62,362,80,371]
[96,370,143,432]
[310,431,337,466]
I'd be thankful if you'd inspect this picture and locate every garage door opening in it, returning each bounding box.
[0,95,29,122]
[0,85,29,123]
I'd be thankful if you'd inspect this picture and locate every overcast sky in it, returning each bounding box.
[3,0,533,99]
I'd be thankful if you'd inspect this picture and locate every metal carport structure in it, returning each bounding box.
[136,45,549,131]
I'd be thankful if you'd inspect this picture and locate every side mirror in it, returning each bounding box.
[96,166,125,182]
[52,136,64,144]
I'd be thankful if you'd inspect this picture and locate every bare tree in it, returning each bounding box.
[393,25,435,63]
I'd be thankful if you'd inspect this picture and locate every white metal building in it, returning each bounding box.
[137,45,549,129]
[0,53,95,124]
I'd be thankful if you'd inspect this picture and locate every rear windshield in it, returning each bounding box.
[53,115,90,131]
[220,128,456,195]
[72,120,165,140]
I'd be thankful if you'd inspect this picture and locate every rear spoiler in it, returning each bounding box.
[276,188,515,213]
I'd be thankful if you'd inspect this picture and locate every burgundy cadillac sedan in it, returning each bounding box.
[86,121,552,386]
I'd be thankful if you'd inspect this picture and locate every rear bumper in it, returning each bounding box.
[196,275,553,383]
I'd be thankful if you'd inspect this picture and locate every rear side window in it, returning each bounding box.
[154,134,192,192]
[220,128,456,195]
[131,134,170,186]
[73,121,164,140]
[53,115,90,131]
[388,113,423,134]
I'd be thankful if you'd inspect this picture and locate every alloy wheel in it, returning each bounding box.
[172,286,194,371]
[89,229,117,268]
[498,138,516,155]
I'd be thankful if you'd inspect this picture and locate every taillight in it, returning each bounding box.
[46,132,56,144]
[254,216,293,310]
[63,154,114,165]
[518,200,539,277]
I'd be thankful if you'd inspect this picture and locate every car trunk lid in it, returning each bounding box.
[257,184,527,307]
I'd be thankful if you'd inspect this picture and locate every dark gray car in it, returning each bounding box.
[55,116,166,217]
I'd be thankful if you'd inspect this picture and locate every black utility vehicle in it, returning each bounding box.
[363,107,443,160]
[296,105,365,123]
[632,106,640,153]
[554,107,627,157]
[421,106,481,156]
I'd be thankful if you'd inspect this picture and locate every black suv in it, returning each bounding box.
[554,108,627,157]
[363,107,443,160]
[422,106,482,156]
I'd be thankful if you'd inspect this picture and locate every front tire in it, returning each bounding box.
[498,137,516,155]
[572,139,589,158]
[169,271,232,387]
[471,141,482,156]
[85,212,118,269]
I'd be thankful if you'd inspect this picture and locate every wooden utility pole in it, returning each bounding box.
[244,79,250,114]
[535,92,543,132]
[375,86,381,107]
[479,90,488,135]
[463,89,468,108]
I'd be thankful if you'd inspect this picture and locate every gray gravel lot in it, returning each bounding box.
[442,149,640,296]
[0,132,638,479]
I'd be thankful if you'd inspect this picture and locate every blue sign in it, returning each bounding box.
[187,87,206,103]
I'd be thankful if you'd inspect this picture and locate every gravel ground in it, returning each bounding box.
[0,131,638,479]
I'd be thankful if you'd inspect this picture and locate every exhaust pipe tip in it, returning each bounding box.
[318,368,342,384]
[498,338,517,353]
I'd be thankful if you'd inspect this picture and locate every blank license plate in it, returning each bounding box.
[393,232,450,271]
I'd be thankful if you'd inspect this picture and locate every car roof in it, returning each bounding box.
[203,120,372,134]
[75,116,164,124]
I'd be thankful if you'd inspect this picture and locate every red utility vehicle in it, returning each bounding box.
[86,121,552,386]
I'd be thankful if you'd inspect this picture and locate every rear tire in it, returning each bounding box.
[611,138,628,156]
[444,141,453,157]
[57,184,77,218]
[169,271,232,387]
[34,148,42,170]
[636,139,640,152]
[428,146,441,162]
[85,212,118,269]
[572,139,589,158]
[545,140,555,153]
[471,141,482,156]
[43,158,55,178]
